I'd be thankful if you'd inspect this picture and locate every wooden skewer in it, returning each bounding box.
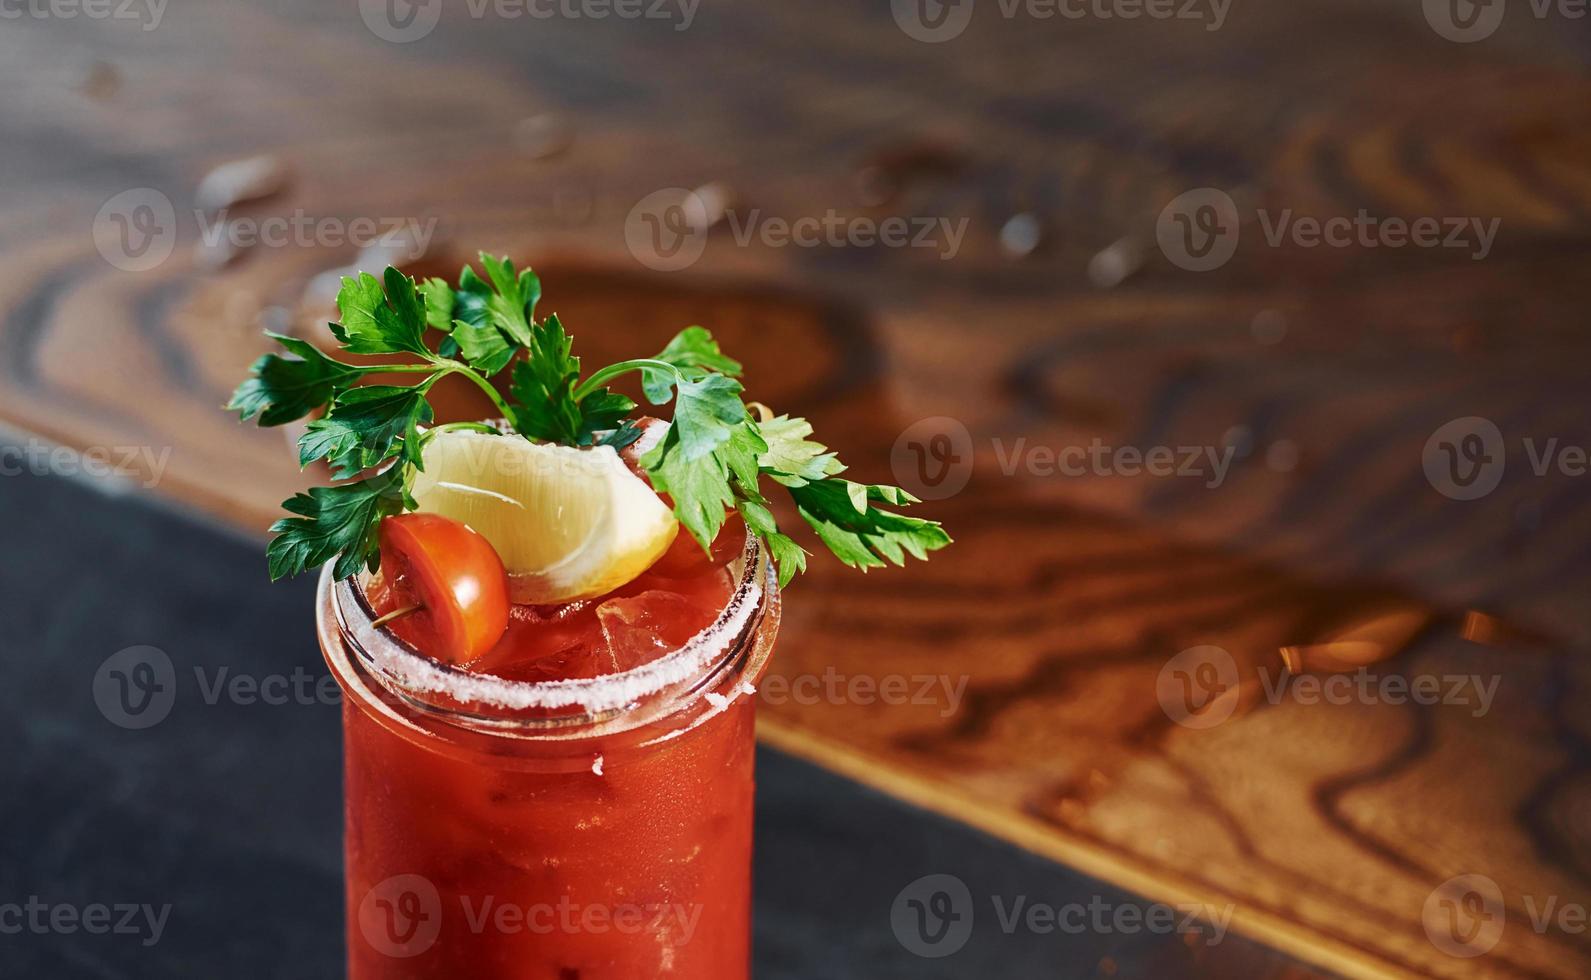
[371,603,423,629]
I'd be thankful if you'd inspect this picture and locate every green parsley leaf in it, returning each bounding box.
[671,373,749,462]
[755,415,843,486]
[297,385,434,476]
[439,261,525,372]
[509,313,583,444]
[228,332,365,427]
[451,317,517,375]
[595,420,644,450]
[266,474,405,581]
[763,532,809,588]
[419,278,455,332]
[576,389,639,445]
[736,496,808,588]
[638,390,945,583]
[645,418,765,550]
[453,266,494,329]
[642,326,742,403]
[720,421,768,491]
[479,253,540,346]
[789,478,950,570]
[507,311,635,446]
[329,270,431,356]
[384,267,425,339]
[642,425,735,551]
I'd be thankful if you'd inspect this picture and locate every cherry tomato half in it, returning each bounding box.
[376,513,510,665]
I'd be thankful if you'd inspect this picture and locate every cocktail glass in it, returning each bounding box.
[317,529,779,979]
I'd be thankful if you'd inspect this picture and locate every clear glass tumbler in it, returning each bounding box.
[316,535,779,979]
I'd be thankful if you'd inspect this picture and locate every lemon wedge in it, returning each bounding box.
[409,429,679,604]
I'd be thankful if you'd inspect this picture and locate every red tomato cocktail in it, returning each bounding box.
[318,516,778,979]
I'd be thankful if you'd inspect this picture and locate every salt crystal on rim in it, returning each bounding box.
[332,531,769,716]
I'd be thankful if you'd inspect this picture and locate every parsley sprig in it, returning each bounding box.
[229,254,950,586]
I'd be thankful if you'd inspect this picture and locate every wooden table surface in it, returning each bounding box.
[4,2,1590,977]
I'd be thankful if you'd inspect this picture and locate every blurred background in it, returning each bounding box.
[3,1,1590,977]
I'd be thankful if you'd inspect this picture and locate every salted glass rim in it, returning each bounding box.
[322,530,769,718]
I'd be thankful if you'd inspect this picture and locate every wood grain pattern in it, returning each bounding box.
[4,2,1590,977]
